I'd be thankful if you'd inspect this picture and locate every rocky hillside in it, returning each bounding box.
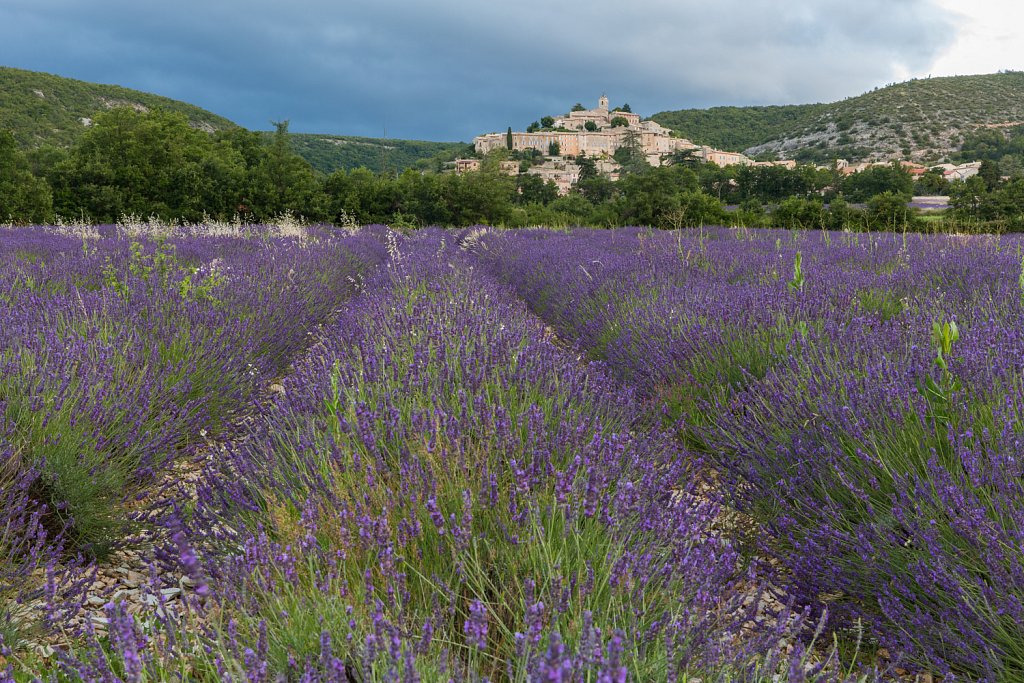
[0,66,238,149]
[651,71,1024,164]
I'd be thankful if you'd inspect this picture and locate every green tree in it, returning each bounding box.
[697,163,736,202]
[771,197,827,229]
[735,164,814,203]
[732,198,770,227]
[827,197,862,230]
[610,116,629,128]
[324,167,384,223]
[0,129,52,223]
[670,190,726,228]
[506,126,513,150]
[516,173,558,205]
[914,169,949,196]
[51,108,247,222]
[540,116,555,128]
[548,141,561,157]
[619,165,712,227]
[576,154,598,182]
[250,120,325,219]
[991,179,1024,228]
[584,121,598,132]
[25,144,67,179]
[956,128,1012,162]
[948,176,989,220]
[978,159,1002,191]
[571,103,585,112]
[867,191,917,230]
[447,167,515,225]
[665,148,701,168]
[576,175,617,204]
[841,162,913,202]
[547,192,600,225]
[613,129,648,176]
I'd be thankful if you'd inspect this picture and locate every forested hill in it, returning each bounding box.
[0,66,467,173]
[0,66,238,148]
[651,72,1024,164]
[278,133,470,174]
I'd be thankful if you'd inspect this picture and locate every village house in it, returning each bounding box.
[942,162,982,181]
[900,161,928,177]
[752,159,797,169]
[833,159,982,181]
[702,147,754,167]
[452,158,518,176]
[526,159,581,195]
[453,158,481,174]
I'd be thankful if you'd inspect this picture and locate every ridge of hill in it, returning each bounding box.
[0,66,467,174]
[277,133,469,174]
[650,71,1024,164]
[0,65,238,148]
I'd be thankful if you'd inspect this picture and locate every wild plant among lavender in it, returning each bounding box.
[1019,253,1024,305]
[788,250,805,293]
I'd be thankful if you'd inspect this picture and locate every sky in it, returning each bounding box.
[0,0,1021,142]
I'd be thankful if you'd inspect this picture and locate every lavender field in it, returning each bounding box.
[2,223,1023,682]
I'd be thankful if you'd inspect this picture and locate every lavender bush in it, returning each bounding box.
[1,224,892,681]
[0,223,384,642]
[181,229,759,680]
[474,226,1024,680]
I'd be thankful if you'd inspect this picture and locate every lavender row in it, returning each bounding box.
[192,230,734,679]
[0,225,386,646]
[472,226,1024,680]
[57,230,862,681]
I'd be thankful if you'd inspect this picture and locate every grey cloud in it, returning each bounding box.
[0,0,958,141]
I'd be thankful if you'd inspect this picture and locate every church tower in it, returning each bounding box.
[598,94,609,112]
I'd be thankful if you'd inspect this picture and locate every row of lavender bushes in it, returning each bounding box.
[4,228,871,680]
[472,226,1024,681]
[0,224,386,648]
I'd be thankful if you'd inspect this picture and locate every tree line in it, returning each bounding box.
[2,107,1021,231]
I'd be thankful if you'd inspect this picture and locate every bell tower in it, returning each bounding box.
[598,94,609,112]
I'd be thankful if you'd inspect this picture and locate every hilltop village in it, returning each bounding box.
[460,96,760,193]
[457,95,984,195]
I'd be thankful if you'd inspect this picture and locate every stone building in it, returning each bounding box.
[526,159,581,195]
[552,95,642,130]
[702,147,754,167]
[453,158,481,173]
[473,96,697,162]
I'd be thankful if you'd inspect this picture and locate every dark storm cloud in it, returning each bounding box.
[0,0,957,141]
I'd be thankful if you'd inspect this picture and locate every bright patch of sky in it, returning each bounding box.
[925,0,1024,77]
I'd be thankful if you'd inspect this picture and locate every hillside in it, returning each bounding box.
[281,133,470,174]
[0,66,238,149]
[651,71,1024,164]
[649,103,827,153]
[0,66,467,174]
